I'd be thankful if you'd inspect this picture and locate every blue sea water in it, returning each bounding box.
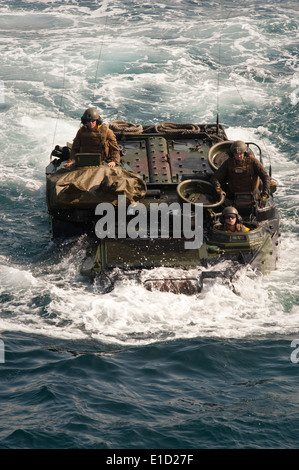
[0,0,299,450]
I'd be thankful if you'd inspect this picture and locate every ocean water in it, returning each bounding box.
[0,0,299,450]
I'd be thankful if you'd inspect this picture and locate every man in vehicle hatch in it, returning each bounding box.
[64,107,120,168]
[210,140,270,204]
[215,206,250,232]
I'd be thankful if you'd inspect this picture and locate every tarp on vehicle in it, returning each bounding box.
[46,165,147,210]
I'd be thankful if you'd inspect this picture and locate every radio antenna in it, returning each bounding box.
[92,16,108,104]
[216,11,233,120]
[51,60,66,156]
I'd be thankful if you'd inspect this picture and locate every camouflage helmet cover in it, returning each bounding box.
[81,107,101,124]
[220,206,242,224]
[222,206,239,217]
[230,140,247,154]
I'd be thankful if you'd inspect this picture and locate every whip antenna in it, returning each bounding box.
[92,16,108,104]
[51,60,66,156]
[216,21,222,118]
[216,11,233,124]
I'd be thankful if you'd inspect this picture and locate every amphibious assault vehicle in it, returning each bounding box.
[46,118,280,294]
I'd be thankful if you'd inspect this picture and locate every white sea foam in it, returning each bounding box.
[0,0,298,345]
[0,243,298,345]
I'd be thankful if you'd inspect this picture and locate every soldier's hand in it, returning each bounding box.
[260,194,268,207]
[215,187,226,200]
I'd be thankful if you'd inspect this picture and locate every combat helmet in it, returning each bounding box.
[230,140,247,155]
[220,206,242,224]
[81,107,102,125]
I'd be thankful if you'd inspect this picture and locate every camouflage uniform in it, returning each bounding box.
[211,152,270,198]
[70,124,120,165]
[215,222,249,232]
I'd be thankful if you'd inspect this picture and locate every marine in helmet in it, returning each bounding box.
[64,107,120,168]
[210,140,270,203]
[215,206,249,232]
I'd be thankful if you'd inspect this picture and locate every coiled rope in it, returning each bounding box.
[154,122,202,134]
[109,120,144,134]
[109,120,226,141]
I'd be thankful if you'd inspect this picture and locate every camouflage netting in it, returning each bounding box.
[47,166,147,210]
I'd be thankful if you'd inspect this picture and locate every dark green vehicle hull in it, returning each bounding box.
[46,120,280,294]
